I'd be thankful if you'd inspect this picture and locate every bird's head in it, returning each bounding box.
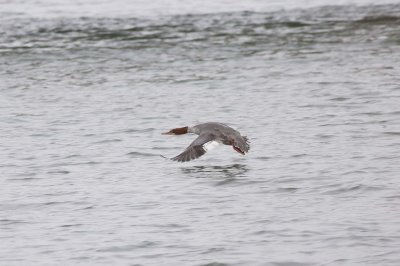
[162,126,188,135]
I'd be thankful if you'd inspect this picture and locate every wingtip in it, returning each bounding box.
[171,155,185,162]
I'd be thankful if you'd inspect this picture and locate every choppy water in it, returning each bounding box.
[1,1,400,265]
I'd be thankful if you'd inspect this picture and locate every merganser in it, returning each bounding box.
[162,122,250,162]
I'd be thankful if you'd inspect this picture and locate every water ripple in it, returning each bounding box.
[1,2,400,266]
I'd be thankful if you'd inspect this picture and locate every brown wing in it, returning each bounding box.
[171,134,215,162]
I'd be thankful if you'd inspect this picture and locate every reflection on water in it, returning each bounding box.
[180,164,249,182]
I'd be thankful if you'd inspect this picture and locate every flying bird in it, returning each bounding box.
[162,122,250,162]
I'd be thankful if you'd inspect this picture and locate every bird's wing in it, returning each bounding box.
[171,133,215,162]
[232,135,250,155]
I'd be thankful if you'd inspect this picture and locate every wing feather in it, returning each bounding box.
[171,134,215,162]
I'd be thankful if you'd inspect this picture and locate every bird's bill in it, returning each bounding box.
[162,131,174,135]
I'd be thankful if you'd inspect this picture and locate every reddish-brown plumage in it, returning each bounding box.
[162,126,188,135]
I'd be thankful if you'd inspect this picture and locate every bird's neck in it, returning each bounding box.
[172,126,188,135]
[187,126,200,135]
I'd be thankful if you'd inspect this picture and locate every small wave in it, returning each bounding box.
[51,161,100,167]
[291,153,309,158]
[263,21,310,29]
[199,247,226,254]
[97,241,157,253]
[12,112,44,117]
[44,201,72,206]
[126,151,159,157]
[255,156,271,160]
[3,4,399,51]
[276,187,299,193]
[355,15,400,24]
[315,134,334,139]
[182,163,248,173]
[47,170,70,174]
[330,97,349,102]
[323,184,385,195]
[197,263,231,266]
[73,205,94,211]
[123,128,155,133]
[0,219,28,225]
[60,224,83,228]
[8,177,41,181]
[64,154,82,159]
[152,146,174,150]
[357,111,383,116]
[271,262,311,266]
[383,131,400,136]
[93,139,122,144]
[180,164,249,181]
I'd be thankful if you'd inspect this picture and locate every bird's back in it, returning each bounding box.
[192,122,238,135]
[191,122,243,143]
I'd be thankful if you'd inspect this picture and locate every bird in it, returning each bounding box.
[162,122,250,162]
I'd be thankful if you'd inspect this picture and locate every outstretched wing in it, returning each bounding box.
[171,133,215,162]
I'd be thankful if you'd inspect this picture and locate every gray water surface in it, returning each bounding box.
[1,1,400,265]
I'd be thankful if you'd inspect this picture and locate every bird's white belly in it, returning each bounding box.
[203,140,220,151]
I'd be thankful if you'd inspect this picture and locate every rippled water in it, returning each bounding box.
[1,1,400,265]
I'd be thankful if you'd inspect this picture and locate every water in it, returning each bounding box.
[1,1,400,265]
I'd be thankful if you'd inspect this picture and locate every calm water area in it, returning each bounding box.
[1,0,400,265]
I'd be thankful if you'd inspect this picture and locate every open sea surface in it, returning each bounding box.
[1,0,400,265]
